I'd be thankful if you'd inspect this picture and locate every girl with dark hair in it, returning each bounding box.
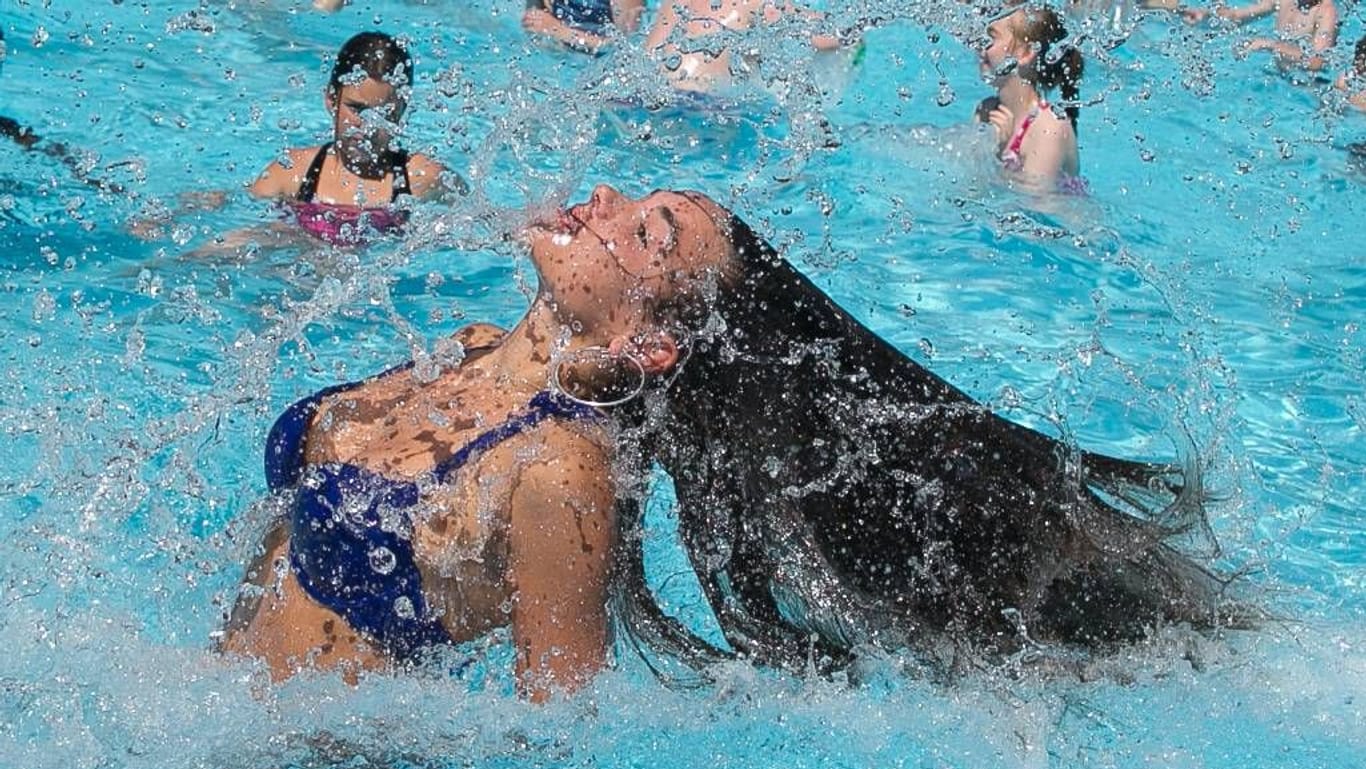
[222,185,1240,699]
[976,5,1087,194]
[249,32,461,246]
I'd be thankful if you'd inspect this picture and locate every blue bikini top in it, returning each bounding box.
[551,0,615,31]
[264,363,600,660]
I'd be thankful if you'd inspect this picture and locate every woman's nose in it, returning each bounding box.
[590,185,623,218]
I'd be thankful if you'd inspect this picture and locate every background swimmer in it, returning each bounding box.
[1335,36,1366,110]
[1135,0,1212,24]
[645,0,845,93]
[976,4,1086,193]
[249,32,459,246]
[0,28,123,194]
[523,0,646,55]
[1213,0,1339,72]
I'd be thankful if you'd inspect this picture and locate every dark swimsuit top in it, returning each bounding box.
[286,142,412,246]
[264,362,601,660]
[550,0,615,31]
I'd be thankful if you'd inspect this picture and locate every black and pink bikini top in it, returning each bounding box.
[285,143,412,246]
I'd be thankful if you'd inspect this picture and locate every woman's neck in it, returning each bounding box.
[333,142,393,181]
[997,76,1042,119]
[467,300,613,395]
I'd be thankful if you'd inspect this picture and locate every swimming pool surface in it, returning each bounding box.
[1,1,1363,767]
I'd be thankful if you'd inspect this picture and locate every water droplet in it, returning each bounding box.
[935,83,955,108]
[32,290,56,323]
[369,546,397,575]
[393,596,415,619]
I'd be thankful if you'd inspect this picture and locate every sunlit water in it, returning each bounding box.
[1,1,1363,767]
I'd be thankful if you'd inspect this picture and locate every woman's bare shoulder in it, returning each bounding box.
[251,146,324,198]
[451,323,507,351]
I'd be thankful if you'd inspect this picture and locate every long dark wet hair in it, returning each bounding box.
[329,32,413,96]
[610,210,1243,677]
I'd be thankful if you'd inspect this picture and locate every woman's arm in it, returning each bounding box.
[1244,3,1336,72]
[1306,2,1339,69]
[248,147,315,199]
[1213,0,1277,23]
[644,0,683,50]
[507,427,616,702]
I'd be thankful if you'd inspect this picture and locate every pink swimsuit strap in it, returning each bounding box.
[1001,98,1049,167]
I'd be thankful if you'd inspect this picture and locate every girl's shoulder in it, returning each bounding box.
[251,145,326,198]
[1034,106,1075,137]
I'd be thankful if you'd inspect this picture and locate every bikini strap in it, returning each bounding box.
[264,357,415,491]
[430,391,601,483]
[389,150,412,201]
[296,142,333,203]
[1004,106,1039,158]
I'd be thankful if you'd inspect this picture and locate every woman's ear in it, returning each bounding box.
[611,332,680,376]
[323,86,336,115]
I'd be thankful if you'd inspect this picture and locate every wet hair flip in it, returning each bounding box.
[609,210,1246,679]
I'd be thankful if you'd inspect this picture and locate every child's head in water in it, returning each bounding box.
[1355,36,1366,77]
[325,32,414,172]
[981,5,1084,126]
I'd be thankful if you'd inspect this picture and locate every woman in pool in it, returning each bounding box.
[222,185,1237,697]
[1214,0,1339,73]
[522,0,646,54]
[220,185,726,700]
[249,32,456,246]
[645,0,844,93]
[976,5,1087,194]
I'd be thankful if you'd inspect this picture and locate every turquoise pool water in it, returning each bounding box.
[1,1,1363,766]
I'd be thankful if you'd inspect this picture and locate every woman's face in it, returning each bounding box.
[524,185,731,335]
[980,12,1027,84]
[327,75,407,160]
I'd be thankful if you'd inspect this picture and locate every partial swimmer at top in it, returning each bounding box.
[645,0,848,94]
[523,0,646,55]
[1211,0,1339,73]
[1335,36,1366,110]
[975,4,1087,195]
[1,28,124,194]
[249,32,464,247]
